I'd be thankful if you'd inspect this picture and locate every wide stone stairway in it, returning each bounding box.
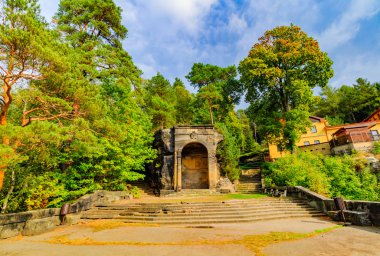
[81,197,325,225]
[236,168,262,193]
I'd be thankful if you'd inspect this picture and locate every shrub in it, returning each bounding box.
[262,152,329,195]
[263,152,380,200]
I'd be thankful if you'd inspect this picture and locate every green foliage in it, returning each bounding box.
[215,122,241,181]
[239,24,333,150]
[263,152,380,200]
[143,73,176,130]
[373,142,380,154]
[314,79,380,123]
[0,0,155,213]
[263,152,330,195]
[173,78,194,125]
[186,63,243,125]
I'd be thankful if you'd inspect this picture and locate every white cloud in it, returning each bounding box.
[120,0,219,82]
[234,0,320,63]
[331,52,380,87]
[37,0,380,105]
[318,0,380,51]
[149,0,217,34]
[227,13,247,33]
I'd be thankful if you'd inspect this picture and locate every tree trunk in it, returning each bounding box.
[0,101,9,125]
[0,112,6,125]
[209,105,214,125]
[1,79,13,126]
[1,169,15,213]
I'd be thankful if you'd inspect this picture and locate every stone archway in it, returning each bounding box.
[181,143,209,189]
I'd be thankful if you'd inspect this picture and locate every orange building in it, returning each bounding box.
[268,116,333,160]
[267,111,380,161]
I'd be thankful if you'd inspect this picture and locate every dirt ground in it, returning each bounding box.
[1,217,379,256]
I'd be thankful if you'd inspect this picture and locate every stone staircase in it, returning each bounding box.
[161,189,220,197]
[236,169,262,194]
[81,198,325,224]
[128,180,156,198]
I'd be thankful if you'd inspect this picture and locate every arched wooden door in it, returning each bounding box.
[181,143,209,189]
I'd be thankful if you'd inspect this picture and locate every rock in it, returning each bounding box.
[217,177,235,193]
[344,210,372,226]
[22,216,60,236]
[0,222,24,239]
[63,214,82,225]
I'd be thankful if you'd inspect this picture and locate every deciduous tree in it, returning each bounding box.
[239,24,333,150]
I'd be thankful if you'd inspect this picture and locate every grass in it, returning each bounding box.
[241,225,341,256]
[48,224,342,256]
[124,193,269,204]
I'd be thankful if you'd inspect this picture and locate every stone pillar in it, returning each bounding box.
[208,152,217,190]
[173,150,177,190]
[176,150,182,191]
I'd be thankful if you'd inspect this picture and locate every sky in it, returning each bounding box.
[39,0,380,106]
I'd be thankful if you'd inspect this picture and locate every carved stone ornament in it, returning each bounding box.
[190,131,197,139]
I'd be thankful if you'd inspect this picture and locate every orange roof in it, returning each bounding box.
[331,122,377,136]
[363,108,380,122]
[309,116,326,122]
[325,121,377,130]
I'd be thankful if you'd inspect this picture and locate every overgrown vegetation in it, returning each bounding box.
[263,152,380,201]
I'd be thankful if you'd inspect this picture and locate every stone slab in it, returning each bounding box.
[0,222,24,239]
[22,216,60,236]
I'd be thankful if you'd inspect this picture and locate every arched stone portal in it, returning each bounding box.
[173,126,223,191]
[181,143,209,189]
[155,125,223,191]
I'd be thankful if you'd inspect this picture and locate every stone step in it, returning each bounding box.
[89,203,314,212]
[89,205,314,216]
[82,212,326,224]
[83,207,321,218]
[84,207,317,218]
[96,199,307,210]
[235,189,261,192]
[236,184,261,188]
[236,188,261,190]
[82,196,326,224]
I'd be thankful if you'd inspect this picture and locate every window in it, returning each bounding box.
[304,141,310,146]
[371,130,379,141]
[314,140,320,144]
[277,145,283,152]
[311,126,317,133]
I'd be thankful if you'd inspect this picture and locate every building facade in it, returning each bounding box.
[267,110,380,160]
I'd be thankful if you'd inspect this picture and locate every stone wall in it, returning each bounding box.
[0,190,131,239]
[286,186,380,226]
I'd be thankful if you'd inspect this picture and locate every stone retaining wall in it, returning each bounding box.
[286,186,380,226]
[0,190,131,239]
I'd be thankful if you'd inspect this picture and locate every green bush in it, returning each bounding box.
[373,142,380,154]
[262,152,329,195]
[263,152,380,201]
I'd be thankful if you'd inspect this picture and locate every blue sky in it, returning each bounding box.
[39,0,380,103]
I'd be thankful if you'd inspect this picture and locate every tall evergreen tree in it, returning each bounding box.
[144,73,176,130]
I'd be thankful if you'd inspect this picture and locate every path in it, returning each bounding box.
[1,217,379,256]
